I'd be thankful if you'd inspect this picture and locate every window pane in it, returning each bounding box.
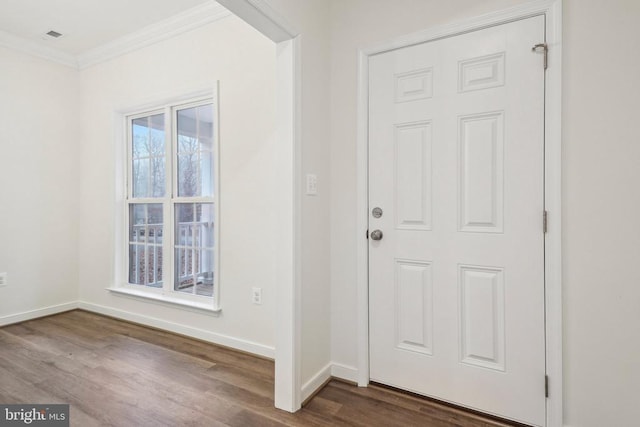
[128,203,163,288]
[132,113,165,198]
[147,203,163,225]
[129,204,146,242]
[132,159,149,198]
[151,157,165,198]
[177,154,197,197]
[174,203,214,297]
[147,246,163,288]
[177,104,214,197]
[200,155,213,197]
[198,249,214,297]
[128,244,145,284]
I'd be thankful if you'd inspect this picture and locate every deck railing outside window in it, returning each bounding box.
[130,220,213,296]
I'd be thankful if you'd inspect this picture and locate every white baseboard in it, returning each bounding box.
[301,363,332,402]
[77,301,275,359]
[331,363,359,384]
[301,362,361,402]
[0,302,79,326]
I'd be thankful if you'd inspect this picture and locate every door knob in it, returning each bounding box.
[370,229,383,241]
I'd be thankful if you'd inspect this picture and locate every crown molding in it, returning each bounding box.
[0,1,231,70]
[0,29,78,68]
[77,1,232,69]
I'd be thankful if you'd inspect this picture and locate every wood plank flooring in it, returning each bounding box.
[0,311,521,426]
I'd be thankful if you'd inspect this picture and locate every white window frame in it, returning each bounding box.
[112,88,221,312]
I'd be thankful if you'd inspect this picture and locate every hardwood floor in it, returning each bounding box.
[0,311,521,426]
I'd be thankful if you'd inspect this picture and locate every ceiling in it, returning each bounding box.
[0,0,212,55]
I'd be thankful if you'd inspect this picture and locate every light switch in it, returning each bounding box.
[306,174,318,196]
[252,287,262,305]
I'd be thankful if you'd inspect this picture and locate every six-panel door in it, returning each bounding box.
[368,15,546,426]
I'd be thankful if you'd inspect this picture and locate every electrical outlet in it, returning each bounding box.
[252,287,262,305]
[0,272,6,287]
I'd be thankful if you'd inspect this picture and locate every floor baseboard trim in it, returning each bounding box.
[301,362,362,404]
[77,301,275,359]
[0,302,79,326]
[331,363,359,384]
[301,363,333,403]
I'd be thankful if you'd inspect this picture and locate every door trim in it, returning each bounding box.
[355,1,562,425]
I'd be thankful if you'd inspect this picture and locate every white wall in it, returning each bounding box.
[263,0,333,390]
[563,1,640,425]
[0,47,80,322]
[77,16,279,353]
[326,0,640,426]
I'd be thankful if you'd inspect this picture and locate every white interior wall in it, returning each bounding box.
[326,0,640,426]
[562,1,640,425]
[262,0,333,391]
[77,15,279,353]
[0,46,80,323]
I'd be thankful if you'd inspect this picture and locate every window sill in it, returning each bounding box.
[106,287,221,315]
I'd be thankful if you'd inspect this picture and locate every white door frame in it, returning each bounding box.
[355,1,562,425]
[215,0,303,412]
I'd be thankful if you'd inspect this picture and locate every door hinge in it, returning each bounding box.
[532,43,548,70]
[366,229,369,239]
[545,375,549,398]
[543,210,548,234]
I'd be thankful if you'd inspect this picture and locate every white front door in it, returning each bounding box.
[368,16,546,426]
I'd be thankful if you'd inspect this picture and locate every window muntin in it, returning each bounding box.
[125,98,217,304]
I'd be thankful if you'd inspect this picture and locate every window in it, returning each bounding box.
[122,97,218,307]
